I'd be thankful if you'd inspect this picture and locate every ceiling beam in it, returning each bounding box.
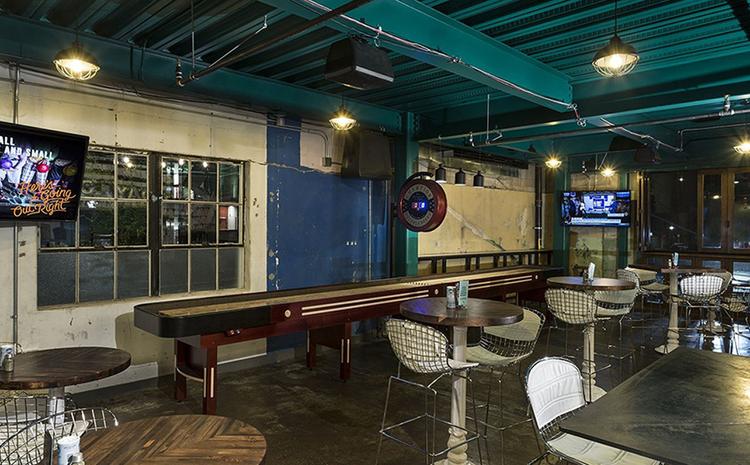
[260,0,574,111]
[0,14,402,133]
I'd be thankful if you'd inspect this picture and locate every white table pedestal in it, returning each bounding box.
[582,322,606,402]
[656,274,680,354]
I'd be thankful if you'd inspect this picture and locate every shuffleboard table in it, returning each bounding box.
[135,265,560,414]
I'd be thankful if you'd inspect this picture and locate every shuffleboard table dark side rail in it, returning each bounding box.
[134,265,561,414]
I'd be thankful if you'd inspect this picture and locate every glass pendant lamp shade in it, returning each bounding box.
[592,34,639,77]
[53,41,100,81]
[329,105,357,131]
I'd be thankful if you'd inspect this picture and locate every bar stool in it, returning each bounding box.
[617,268,668,312]
[0,396,74,446]
[376,319,483,465]
[524,357,660,465]
[678,274,724,335]
[465,308,545,465]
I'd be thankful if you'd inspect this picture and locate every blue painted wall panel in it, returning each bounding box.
[266,120,389,351]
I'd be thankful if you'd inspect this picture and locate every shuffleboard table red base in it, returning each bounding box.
[135,266,559,414]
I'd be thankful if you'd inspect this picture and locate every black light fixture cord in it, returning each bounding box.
[614,0,618,34]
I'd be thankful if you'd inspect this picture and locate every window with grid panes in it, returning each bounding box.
[37,149,244,307]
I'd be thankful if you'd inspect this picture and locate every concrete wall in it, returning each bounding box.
[0,67,273,390]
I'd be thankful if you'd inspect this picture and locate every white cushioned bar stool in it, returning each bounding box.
[524,357,660,465]
[376,318,483,465]
[677,274,724,336]
[466,308,545,465]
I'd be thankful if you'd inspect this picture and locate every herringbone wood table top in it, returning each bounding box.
[80,415,267,465]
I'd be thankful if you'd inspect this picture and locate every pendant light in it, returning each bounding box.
[592,0,639,77]
[435,163,447,183]
[53,39,100,81]
[545,157,562,169]
[734,141,750,154]
[473,171,484,188]
[600,166,616,177]
[329,104,357,131]
[454,168,466,186]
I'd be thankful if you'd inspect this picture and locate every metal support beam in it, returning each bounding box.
[0,14,402,133]
[262,0,573,111]
[393,112,419,277]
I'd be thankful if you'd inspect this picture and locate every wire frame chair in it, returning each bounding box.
[706,270,733,295]
[0,396,75,447]
[679,274,724,304]
[0,408,118,465]
[385,318,454,374]
[545,289,597,325]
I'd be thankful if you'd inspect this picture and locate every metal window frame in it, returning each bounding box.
[37,145,247,307]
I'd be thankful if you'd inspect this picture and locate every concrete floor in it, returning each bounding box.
[75,302,749,465]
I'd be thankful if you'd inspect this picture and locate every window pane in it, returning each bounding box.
[191,248,216,292]
[38,252,76,306]
[191,204,216,244]
[79,200,114,247]
[219,205,240,243]
[82,151,114,198]
[702,174,722,248]
[733,172,750,249]
[118,202,147,246]
[703,260,721,269]
[220,163,241,202]
[160,249,188,294]
[646,172,697,250]
[734,261,750,282]
[117,154,147,199]
[219,247,242,289]
[191,161,217,201]
[162,203,188,245]
[39,221,75,248]
[79,251,114,302]
[117,251,150,299]
[162,158,189,200]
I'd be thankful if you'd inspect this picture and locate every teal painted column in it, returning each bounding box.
[617,173,630,269]
[393,112,419,277]
[551,161,570,271]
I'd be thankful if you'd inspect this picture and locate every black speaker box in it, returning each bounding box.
[325,37,394,90]
[341,130,393,180]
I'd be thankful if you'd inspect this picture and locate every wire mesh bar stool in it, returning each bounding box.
[523,357,660,465]
[678,274,724,337]
[0,407,118,465]
[0,396,76,448]
[376,319,483,465]
[466,308,545,465]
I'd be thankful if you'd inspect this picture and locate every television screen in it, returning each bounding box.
[561,191,631,227]
[0,122,88,222]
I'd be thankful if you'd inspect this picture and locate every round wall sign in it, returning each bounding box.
[396,176,447,232]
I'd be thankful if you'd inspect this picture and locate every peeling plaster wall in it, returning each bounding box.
[417,151,536,271]
[0,67,269,390]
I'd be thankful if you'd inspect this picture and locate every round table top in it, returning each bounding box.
[547,276,636,291]
[80,415,266,465]
[0,347,131,390]
[400,297,523,327]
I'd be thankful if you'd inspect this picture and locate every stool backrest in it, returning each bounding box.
[525,357,585,441]
[679,274,724,300]
[616,269,640,289]
[479,308,545,358]
[594,288,638,312]
[545,288,597,325]
[706,270,733,293]
[385,319,452,374]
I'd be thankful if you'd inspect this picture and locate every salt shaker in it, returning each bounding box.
[1,353,13,372]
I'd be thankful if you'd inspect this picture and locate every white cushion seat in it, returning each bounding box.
[466,346,519,367]
[447,359,479,370]
[548,433,660,465]
[594,289,637,319]
[467,309,543,367]
[641,282,668,293]
[624,267,658,284]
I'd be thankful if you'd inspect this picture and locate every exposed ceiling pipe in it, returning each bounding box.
[596,117,681,152]
[177,0,373,86]
[424,108,750,148]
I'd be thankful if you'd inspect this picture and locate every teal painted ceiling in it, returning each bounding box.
[1,0,750,163]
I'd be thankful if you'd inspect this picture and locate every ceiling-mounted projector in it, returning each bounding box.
[325,37,394,90]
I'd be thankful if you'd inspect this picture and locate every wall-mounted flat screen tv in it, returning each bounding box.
[561,190,631,227]
[0,122,88,221]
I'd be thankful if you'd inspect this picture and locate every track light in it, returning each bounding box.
[53,40,100,81]
[734,140,750,154]
[545,157,562,169]
[592,1,638,77]
[454,168,466,186]
[435,164,447,183]
[473,171,484,188]
[329,105,357,131]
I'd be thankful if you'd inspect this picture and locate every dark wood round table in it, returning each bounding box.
[547,276,635,291]
[80,415,266,465]
[0,347,131,396]
[399,297,523,465]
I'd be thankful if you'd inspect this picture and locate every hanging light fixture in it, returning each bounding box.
[601,166,616,177]
[734,140,750,154]
[329,104,357,131]
[53,40,100,81]
[592,0,639,77]
[455,168,466,186]
[545,157,562,169]
[473,171,484,188]
[435,164,447,183]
